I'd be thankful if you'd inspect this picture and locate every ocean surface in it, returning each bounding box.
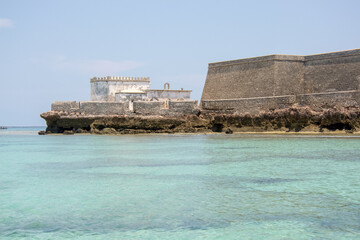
[0,128,360,239]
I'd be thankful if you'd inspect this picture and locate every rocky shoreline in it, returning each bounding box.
[40,106,360,135]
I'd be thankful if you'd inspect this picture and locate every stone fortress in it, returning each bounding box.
[201,48,360,113]
[42,48,360,134]
[51,77,198,116]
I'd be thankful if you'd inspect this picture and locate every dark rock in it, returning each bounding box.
[38,131,46,135]
[75,128,89,134]
[63,130,74,135]
[225,128,233,134]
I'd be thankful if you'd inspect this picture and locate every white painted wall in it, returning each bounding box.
[91,81,150,102]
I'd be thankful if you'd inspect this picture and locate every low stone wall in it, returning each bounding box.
[147,90,191,100]
[50,100,200,116]
[168,100,199,115]
[133,101,164,115]
[201,91,360,114]
[51,101,80,112]
[79,101,127,115]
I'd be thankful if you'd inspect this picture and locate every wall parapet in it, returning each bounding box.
[79,101,127,115]
[51,101,80,112]
[209,55,305,69]
[304,49,360,61]
[208,49,360,69]
[90,76,150,82]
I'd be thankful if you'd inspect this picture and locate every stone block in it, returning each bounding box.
[79,101,126,115]
[51,101,79,112]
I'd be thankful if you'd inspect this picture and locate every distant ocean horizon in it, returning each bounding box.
[1,128,359,239]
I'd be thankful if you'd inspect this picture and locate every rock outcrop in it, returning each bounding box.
[40,106,360,134]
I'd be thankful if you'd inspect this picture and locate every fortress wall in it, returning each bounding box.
[304,49,360,93]
[201,49,360,113]
[51,101,80,112]
[201,59,276,101]
[133,101,164,115]
[297,90,360,109]
[274,60,305,96]
[202,95,296,114]
[79,101,126,115]
[201,55,307,101]
[201,49,360,101]
[202,91,360,115]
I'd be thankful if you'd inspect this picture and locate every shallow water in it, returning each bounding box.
[0,128,360,239]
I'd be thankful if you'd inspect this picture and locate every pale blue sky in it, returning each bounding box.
[1,0,360,126]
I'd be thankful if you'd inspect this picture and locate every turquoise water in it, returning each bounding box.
[1,128,360,239]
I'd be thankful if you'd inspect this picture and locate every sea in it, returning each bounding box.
[0,127,359,239]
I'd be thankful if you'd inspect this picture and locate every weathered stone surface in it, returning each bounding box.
[80,101,126,115]
[201,49,360,102]
[133,101,163,115]
[202,90,360,114]
[51,101,79,112]
[40,106,360,134]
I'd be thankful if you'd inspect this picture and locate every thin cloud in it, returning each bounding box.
[52,56,144,75]
[0,18,14,28]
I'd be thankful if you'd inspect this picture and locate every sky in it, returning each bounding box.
[1,0,360,126]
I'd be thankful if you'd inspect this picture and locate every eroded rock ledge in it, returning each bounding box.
[40,106,360,135]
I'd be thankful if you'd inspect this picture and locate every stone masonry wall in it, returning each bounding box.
[80,102,127,115]
[201,49,360,101]
[147,90,191,100]
[168,100,199,115]
[304,49,360,93]
[50,100,199,116]
[201,57,276,101]
[202,95,297,114]
[201,49,360,114]
[133,101,164,115]
[274,60,305,96]
[202,91,360,114]
[51,101,80,112]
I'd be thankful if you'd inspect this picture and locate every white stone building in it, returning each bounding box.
[90,76,191,102]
